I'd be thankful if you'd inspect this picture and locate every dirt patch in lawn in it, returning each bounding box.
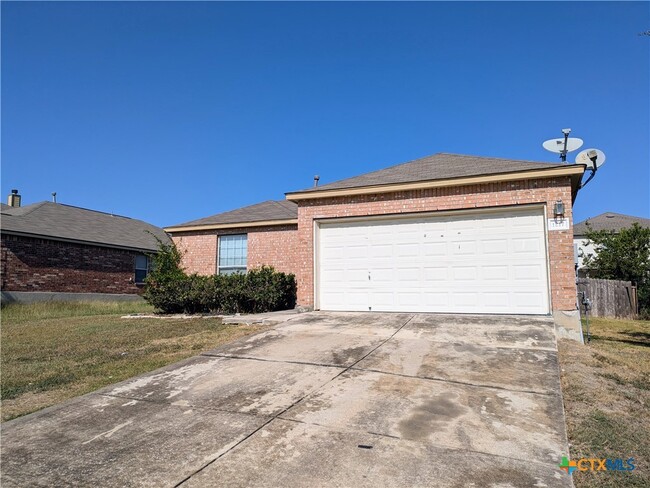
[558,317,649,487]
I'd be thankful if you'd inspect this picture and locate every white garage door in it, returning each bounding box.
[317,207,550,314]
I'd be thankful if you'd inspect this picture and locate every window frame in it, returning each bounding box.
[134,254,150,285]
[217,234,248,275]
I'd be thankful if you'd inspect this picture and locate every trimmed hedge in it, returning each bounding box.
[144,264,297,315]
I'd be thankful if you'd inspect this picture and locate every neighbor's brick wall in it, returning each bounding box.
[295,177,576,312]
[1,234,145,294]
[171,224,299,276]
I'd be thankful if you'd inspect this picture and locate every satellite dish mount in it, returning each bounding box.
[541,128,606,190]
[559,128,571,162]
[542,128,583,162]
[575,148,606,189]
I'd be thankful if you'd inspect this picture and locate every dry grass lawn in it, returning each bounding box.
[1,301,270,422]
[558,317,649,487]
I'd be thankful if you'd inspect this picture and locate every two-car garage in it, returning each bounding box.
[316,206,550,315]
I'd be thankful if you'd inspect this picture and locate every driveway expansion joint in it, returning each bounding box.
[348,366,558,397]
[199,352,348,369]
[271,416,563,471]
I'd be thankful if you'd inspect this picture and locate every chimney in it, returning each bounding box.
[313,175,320,187]
[7,189,21,207]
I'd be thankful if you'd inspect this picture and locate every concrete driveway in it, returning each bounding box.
[1,313,572,487]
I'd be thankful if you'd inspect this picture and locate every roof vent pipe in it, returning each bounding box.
[313,175,320,187]
[7,189,21,207]
[52,192,57,203]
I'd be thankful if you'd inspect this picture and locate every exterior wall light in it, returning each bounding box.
[554,200,565,219]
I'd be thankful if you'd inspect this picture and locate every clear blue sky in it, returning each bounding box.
[2,1,648,227]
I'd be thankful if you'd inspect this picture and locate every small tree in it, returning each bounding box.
[582,223,650,315]
[143,238,187,313]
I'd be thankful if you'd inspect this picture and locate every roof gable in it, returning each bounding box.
[1,202,169,251]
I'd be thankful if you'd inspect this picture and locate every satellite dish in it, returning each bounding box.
[575,148,606,169]
[542,138,584,154]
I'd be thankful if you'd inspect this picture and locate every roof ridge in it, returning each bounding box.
[13,201,49,217]
[56,202,134,220]
[438,152,561,166]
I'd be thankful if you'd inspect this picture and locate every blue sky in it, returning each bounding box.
[2,1,648,227]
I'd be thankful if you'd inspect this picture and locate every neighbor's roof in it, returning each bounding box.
[165,200,298,232]
[574,212,650,235]
[1,201,170,252]
[286,152,582,198]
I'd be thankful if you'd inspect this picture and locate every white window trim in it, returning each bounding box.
[217,234,248,275]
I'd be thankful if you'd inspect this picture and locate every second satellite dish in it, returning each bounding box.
[575,149,606,169]
[542,138,584,153]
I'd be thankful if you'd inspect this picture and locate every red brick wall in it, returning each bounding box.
[171,225,299,276]
[171,230,218,275]
[1,234,146,294]
[295,177,576,312]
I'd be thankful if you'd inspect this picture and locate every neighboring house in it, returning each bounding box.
[573,212,650,272]
[1,192,170,301]
[166,152,585,322]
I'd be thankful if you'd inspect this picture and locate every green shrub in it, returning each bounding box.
[143,241,296,314]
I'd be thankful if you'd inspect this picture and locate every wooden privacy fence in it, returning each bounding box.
[576,278,638,319]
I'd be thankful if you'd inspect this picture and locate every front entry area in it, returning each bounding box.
[316,206,550,314]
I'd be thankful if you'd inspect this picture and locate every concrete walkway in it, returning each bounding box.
[1,312,572,487]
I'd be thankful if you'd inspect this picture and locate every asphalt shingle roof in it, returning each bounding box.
[288,153,567,194]
[573,212,650,236]
[167,200,298,229]
[1,202,170,252]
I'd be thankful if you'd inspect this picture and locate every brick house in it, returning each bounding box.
[1,195,170,301]
[166,153,586,336]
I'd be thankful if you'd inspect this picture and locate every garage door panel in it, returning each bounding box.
[396,243,420,257]
[423,242,447,256]
[423,266,448,281]
[423,291,450,307]
[483,292,510,308]
[370,244,392,258]
[451,240,478,256]
[396,291,421,307]
[321,269,345,282]
[512,237,542,254]
[512,292,546,309]
[345,268,369,283]
[453,292,479,307]
[482,265,509,281]
[482,239,508,255]
[453,266,478,281]
[369,267,393,283]
[396,267,420,282]
[318,208,549,314]
[513,264,544,281]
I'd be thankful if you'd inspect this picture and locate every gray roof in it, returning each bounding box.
[288,153,567,194]
[1,202,170,252]
[574,212,650,236]
[167,200,298,229]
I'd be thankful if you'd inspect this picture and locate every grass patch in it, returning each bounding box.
[1,300,154,323]
[559,317,650,487]
[1,302,270,421]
